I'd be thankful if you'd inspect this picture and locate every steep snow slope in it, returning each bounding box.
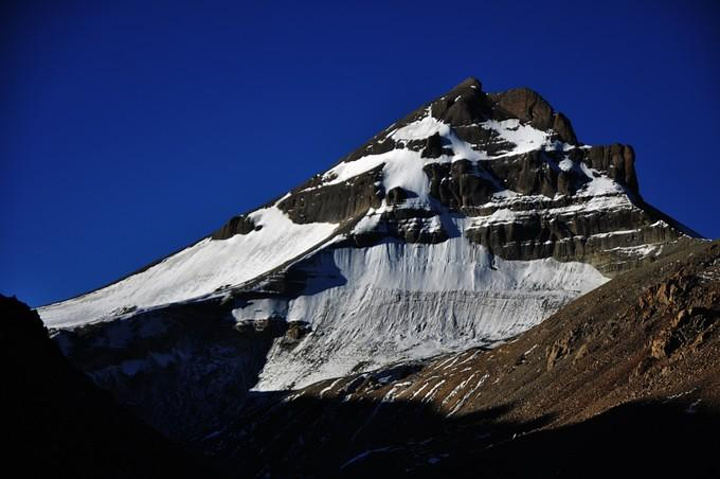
[246,220,605,390]
[41,206,338,328]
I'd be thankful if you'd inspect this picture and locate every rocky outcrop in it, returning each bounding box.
[277,165,384,224]
[386,186,409,206]
[573,143,639,194]
[553,112,578,145]
[343,135,397,163]
[416,140,683,274]
[491,87,554,129]
[430,77,493,126]
[381,208,448,244]
[453,124,509,155]
[423,160,498,210]
[211,214,259,239]
[423,151,591,213]
[421,132,452,158]
[485,150,587,196]
[463,199,684,274]
[490,87,579,144]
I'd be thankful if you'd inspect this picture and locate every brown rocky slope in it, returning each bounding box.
[211,239,720,477]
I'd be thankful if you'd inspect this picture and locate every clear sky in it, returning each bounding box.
[2,0,719,307]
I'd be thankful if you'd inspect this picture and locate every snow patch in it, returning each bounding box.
[391,111,450,141]
[482,119,549,155]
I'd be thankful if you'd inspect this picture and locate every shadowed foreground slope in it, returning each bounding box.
[211,240,720,478]
[0,295,218,479]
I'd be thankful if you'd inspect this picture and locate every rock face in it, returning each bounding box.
[577,143,638,193]
[210,240,720,478]
[463,196,680,275]
[490,87,579,143]
[38,76,699,446]
[277,166,384,224]
[210,214,259,239]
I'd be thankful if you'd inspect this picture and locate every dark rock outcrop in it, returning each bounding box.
[552,112,578,145]
[573,143,639,194]
[491,87,555,129]
[277,165,384,224]
[386,186,409,206]
[490,87,579,144]
[343,135,397,163]
[421,132,450,158]
[486,151,562,197]
[381,209,448,244]
[423,161,498,210]
[430,77,493,126]
[464,199,685,275]
[211,214,259,239]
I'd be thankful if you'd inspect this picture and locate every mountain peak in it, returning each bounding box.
[452,76,483,91]
[42,76,696,328]
[39,78,699,432]
[410,78,578,146]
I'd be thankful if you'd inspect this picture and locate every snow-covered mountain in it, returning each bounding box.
[39,77,696,442]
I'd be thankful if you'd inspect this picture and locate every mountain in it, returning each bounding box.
[37,77,697,443]
[0,295,217,478]
[208,239,720,478]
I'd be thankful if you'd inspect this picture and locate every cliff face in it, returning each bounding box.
[37,76,699,445]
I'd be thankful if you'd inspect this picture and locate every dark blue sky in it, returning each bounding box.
[2,0,719,307]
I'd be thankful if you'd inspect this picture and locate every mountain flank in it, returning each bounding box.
[210,239,720,477]
[35,77,704,451]
[0,295,218,478]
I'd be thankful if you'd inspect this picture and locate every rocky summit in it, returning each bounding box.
[37,77,700,449]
